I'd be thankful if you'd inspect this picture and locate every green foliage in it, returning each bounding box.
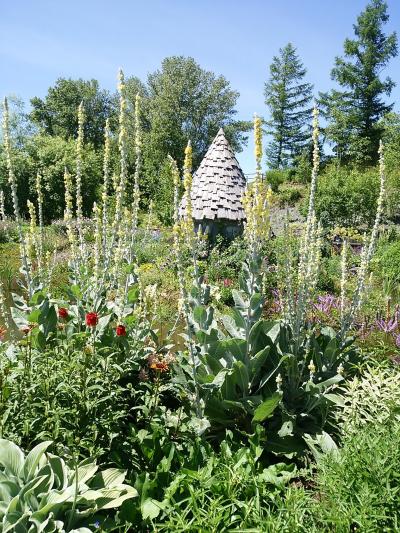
[29,78,117,149]
[0,439,137,532]
[265,43,313,168]
[275,183,304,207]
[179,246,357,452]
[0,134,102,221]
[312,164,380,227]
[313,414,400,531]
[264,169,290,192]
[0,285,157,461]
[320,0,398,164]
[0,221,19,244]
[338,364,400,434]
[206,236,247,283]
[154,435,297,531]
[372,237,400,283]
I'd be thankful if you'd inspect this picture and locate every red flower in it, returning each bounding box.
[58,307,68,319]
[85,312,99,327]
[223,278,233,287]
[116,324,126,337]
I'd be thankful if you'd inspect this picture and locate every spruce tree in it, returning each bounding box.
[264,43,313,169]
[321,0,397,165]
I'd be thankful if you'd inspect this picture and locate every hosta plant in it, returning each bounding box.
[0,439,137,532]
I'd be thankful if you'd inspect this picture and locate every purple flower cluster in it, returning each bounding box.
[271,289,282,314]
[375,316,398,334]
[314,294,338,314]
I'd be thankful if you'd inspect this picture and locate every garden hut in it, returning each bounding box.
[180,128,246,240]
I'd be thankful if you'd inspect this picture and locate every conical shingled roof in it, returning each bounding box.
[180,128,246,222]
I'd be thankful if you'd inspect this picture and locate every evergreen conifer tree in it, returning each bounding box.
[264,43,313,168]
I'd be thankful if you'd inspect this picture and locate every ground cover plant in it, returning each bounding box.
[0,46,400,533]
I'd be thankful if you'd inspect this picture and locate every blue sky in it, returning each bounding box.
[1,0,399,174]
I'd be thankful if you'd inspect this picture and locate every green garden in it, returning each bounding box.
[1,0,400,531]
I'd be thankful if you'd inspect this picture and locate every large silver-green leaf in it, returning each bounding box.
[70,460,98,486]
[0,440,24,477]
[90,468,126,489]
[22,441,52,482]
[47,454,68,490]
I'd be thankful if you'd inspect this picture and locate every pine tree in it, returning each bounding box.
[264,43,313,169]
[321,0,397,165]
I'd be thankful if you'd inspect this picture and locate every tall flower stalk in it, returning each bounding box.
[243,114,271,259]
[170,155,202,418]
[281,106,322,344]
[131,93,141,234]
[241,114,271,360]
[35,173,44,272]
[26,200,42,278]
[2,98,32,298]
[93,202,102,289]
[101,118,111,253]
[0,190,6,221]
[103,69,128,285]
[340,141,386,338]
[76,102,85,259]
[0,281,10,331]
[64,168,78,275]
[340,240,348,325]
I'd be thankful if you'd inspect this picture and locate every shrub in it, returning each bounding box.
[338,364,400,434]
[313,165,380,228]
[206,235,247,282]
[264,169,291,192]
[276,184,303,207]
[372,237,400,283]
[0,220,20,244]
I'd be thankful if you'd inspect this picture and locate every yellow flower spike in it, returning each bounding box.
[243,116,271,252]
[26,200,37,266]
[183,140,195,240]
[254,114,263,178]
[132,93,141,233]
[76,102,85,222]
[63,168,78,265]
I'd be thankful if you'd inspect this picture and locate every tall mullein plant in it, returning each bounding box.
[2,98,32,298]
[128,93,142,264]
[340,141,386,339]
[35,173,44,276]
[75,102,86,264]
[102,69,128,289]
[101,118,111,253]
[281,106,322,347]
[131,94,141,236]
[241,115,271,359]
[64,168,79,279]
[170,155,203,419]
[0,190,6,221]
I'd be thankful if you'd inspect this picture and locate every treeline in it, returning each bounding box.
[1,56,251,223]
[1,0,399,225]
[265,0,398,170]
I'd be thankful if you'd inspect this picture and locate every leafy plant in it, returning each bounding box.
[0,439,137,532]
